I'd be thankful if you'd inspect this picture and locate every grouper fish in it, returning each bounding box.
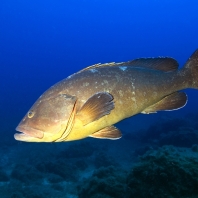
[15,50,198,142]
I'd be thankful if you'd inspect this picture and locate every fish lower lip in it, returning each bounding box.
[14,133,29,140]
[15,125,44,138]
[14,133,41,142]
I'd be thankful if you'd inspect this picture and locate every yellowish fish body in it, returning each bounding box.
[15,50,198,142]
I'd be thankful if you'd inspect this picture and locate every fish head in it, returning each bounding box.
[15,94,77,142]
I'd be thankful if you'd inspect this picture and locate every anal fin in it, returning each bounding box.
[142,92,187,114]
[89,126,122,140]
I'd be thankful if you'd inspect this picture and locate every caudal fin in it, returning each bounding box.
[183,49,198,89]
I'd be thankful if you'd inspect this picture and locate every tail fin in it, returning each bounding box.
[183,49,198,89]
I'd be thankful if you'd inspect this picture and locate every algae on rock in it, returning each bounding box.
[126,146,198,198]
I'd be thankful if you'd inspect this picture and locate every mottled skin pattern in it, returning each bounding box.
[15,49,198,142]
[51,66,188,141]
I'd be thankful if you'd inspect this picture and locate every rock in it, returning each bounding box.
[126,146,198,198]
[78,166,126,198]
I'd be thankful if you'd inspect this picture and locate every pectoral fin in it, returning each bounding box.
[76,92,114,125]
[142,92,187,114]
[89,126,122,140]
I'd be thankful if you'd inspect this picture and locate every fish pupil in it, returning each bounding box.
[28,111,34,118]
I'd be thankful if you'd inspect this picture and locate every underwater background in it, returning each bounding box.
[1,0,198,197]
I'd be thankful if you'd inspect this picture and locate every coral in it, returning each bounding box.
[47,174,64,183]
[36,159,78,181]
[126,146,198,198]
[11,164,42,183]
[75,159,88,171]
[0,180,45,198]
[0,179,76,198]
[78,166,126,198]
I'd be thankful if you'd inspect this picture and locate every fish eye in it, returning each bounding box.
[28,111,34,118]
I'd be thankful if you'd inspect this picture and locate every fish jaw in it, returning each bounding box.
[15,125,44,139]
[15,123,70,142]
[14,132,44,142]
[14,132,57,142]
[15,124,44,142]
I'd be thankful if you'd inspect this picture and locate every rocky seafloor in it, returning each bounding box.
[0,113,198,198]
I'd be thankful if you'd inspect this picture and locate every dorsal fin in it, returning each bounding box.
[78,62,118,73]
[119,58,179,71]
[79,57,179,73]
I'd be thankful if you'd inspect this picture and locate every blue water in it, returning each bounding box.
[1,1,198,197]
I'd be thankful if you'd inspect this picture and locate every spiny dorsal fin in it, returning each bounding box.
[89,126,122,140]
[142,92,187,114]
[76,92,114,126]
[79,57,179,73]
[78,62,118,73]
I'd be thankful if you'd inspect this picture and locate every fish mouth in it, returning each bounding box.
[14,133,34,142]
[15,125,44,139]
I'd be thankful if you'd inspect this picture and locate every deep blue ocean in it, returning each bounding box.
[1,1,198,197]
